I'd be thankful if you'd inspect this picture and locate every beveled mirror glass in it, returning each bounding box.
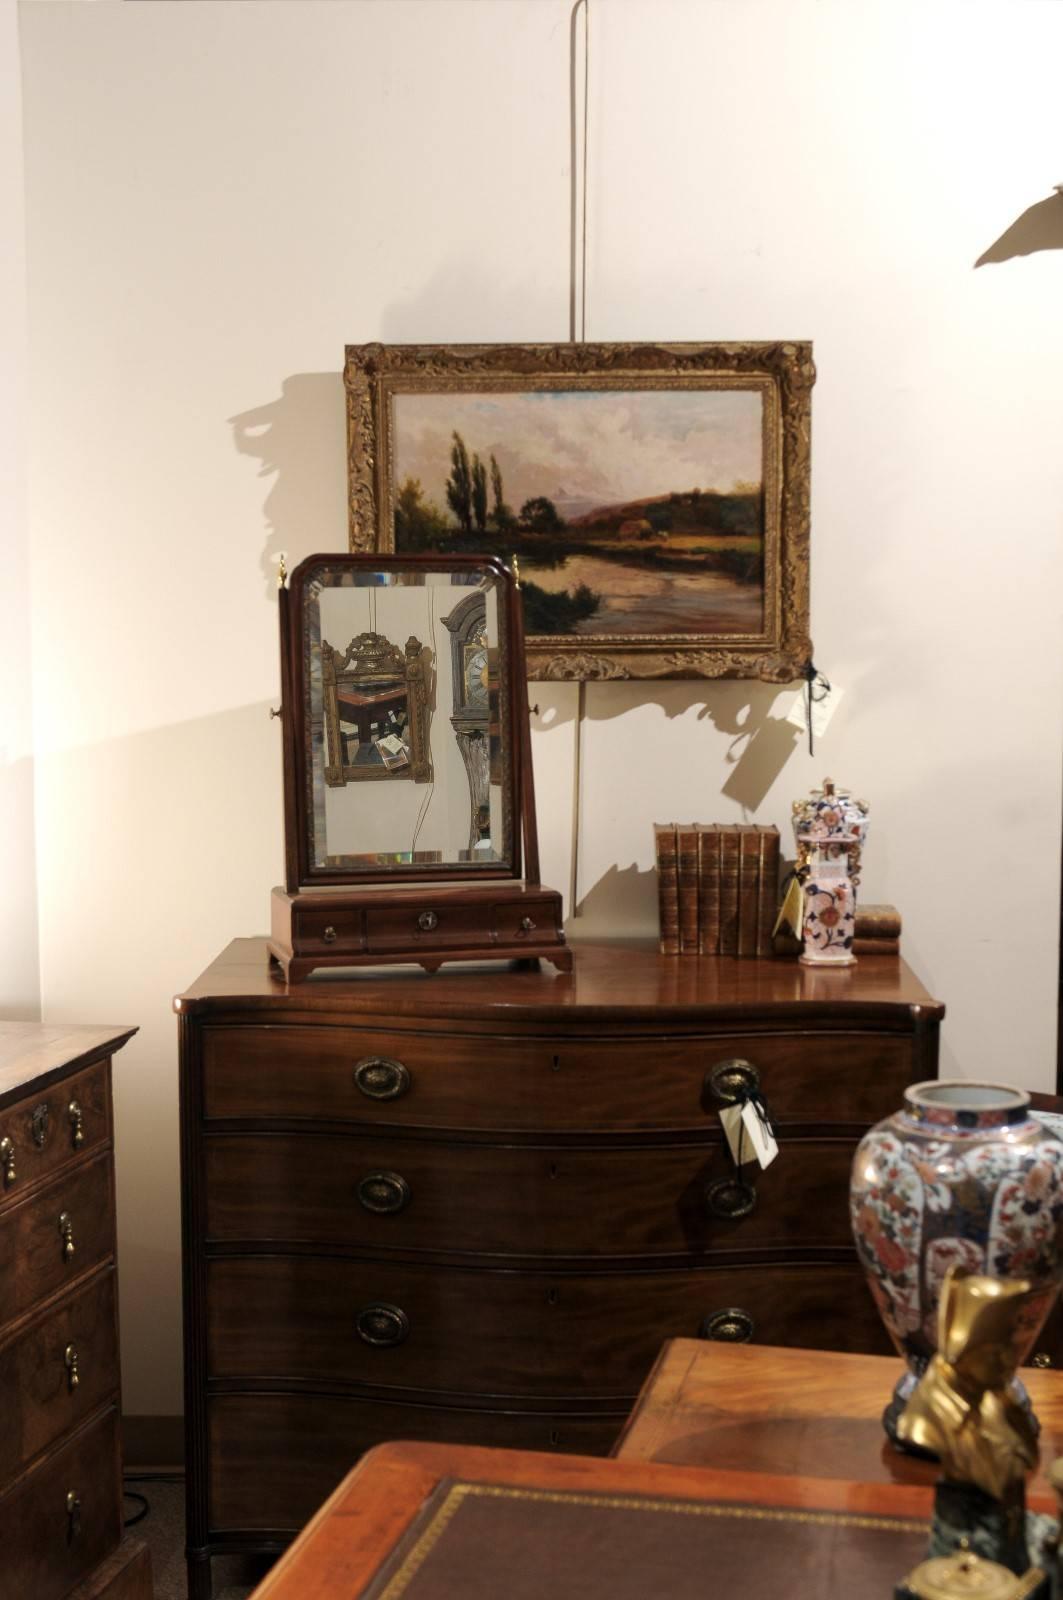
[282,554,515,886]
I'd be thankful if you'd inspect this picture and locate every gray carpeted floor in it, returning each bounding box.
[127,1477,275,1600]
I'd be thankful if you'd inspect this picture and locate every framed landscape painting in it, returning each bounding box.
[344,342,813,681]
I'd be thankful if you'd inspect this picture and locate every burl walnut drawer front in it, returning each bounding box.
[0,1059,110,1205]
[201,1024,915,1131]
[204,1132,857,1257]
[0,1406,122,1600]
[0,1269,118,1481]
[0,1154,115,1324]
[206,1256,889,1397]
[208,1394,623,1534]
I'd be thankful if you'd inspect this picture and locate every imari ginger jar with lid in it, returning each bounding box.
[791,777,869,967]
[850,1080,1063,1442]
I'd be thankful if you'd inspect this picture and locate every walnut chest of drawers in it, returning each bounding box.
[0,1023,152,1600]
[176,937,944,1599]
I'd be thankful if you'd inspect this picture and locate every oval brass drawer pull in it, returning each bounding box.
[1032,1351,1052,1369]
[0,1137,15,1186]
[706,1059,760,1106]
[356,1303,410,1348]
[357,1172,411,1215]
[354,1057,411,1102]
[704,1177,757,1220]
[699,1306,755,1344]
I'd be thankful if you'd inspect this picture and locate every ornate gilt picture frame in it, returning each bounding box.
[345,341,813,682]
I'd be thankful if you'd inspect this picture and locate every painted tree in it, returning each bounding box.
[471,454,488,534]
[445,431,473,532]
[489,454,515,530]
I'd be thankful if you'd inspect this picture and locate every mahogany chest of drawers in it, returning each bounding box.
[176,938,944,1599]
[0,1023,152,1600]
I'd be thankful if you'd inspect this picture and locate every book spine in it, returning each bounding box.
[655,824,679,955]
[737,827,761,957]
[852,936,901,956]
[756,825,781,956]
[718,825,740,955]
[676,825,700,955]
[854,904,902,940]
[697,824,721,956]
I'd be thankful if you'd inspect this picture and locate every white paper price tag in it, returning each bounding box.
[718,1103,779,1170]
[785,681,844,740]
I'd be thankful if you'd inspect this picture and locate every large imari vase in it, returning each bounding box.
[850,1081,1063,1439]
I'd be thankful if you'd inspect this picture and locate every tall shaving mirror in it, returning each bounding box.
[280,553,514,886]
[271,553,569,980]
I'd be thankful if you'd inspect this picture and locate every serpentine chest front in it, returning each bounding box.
[176,938,943,1598]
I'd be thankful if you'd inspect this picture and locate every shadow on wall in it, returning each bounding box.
[975,187,1063,267]
[230,374,349,592]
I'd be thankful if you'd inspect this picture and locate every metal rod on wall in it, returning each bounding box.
[568,0,589,918]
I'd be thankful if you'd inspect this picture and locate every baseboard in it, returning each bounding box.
[122,1413,184,1471]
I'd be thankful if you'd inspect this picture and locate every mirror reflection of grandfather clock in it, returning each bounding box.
[442,590,492,853]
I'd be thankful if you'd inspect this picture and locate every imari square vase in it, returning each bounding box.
[791,778,868,967]
[850,1081,1063,1443]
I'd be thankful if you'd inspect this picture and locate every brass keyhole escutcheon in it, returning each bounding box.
[31,1102,50,1148]
[59,1211,75,1262]
[68,1100,84,1150]
[65,1343,80,1391]
[0,1137,14,1186]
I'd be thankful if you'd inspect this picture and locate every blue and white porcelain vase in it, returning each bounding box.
[791,778,869,967]
[850,1080,1063,1442]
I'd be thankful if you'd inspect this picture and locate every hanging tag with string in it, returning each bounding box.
[785,661,842,756]
[718,1087,779,1171]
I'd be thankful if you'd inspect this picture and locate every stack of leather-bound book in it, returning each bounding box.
[653,822,780,956]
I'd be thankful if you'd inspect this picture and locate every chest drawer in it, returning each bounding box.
[0,1407,121,1600]
[207,1255,890,1398]
[208,1394,623,1534]
[201,1024,915,1132]
[0,1270,119,1480]
[204,1131,857,1258]
[0,1154,115,1325]
[0,1060,110,1205]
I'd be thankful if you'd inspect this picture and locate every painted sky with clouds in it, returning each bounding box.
[393,388,763,515]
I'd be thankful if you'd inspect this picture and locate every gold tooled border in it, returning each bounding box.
[373,1480,927,1600]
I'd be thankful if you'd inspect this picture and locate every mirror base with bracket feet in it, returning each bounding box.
[267,881,571,982]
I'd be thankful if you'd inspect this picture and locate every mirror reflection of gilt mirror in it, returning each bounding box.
[321,628,430,786]
[269,552,571,979]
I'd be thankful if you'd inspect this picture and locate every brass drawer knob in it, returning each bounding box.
[31,1102,50,1148]
[417,910,438,933]
[357,1171,411,1215]
[519,917,537,934]
[0,1137,15,1186]
[322,926,338,945]
[354,1057,411,1102]
[699,1306,755,1344]
[68,1100,84,1150]
[58,1211,75,1261]
[66,1490,82,1542]
[356,1302,410,1348]
[704,1177,757,1220]
[64,1343,80,1391]
[706,1059,760,1106]
[1032,1352,1052,1369]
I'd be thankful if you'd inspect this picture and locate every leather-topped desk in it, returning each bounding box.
[613,1338,1063,1504]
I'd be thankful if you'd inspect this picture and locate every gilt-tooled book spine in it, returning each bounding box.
[717,824,740,955]
[755,825,781,956]
[654,823,679,955]
[854,904,902,940]
[737,827,761,957]
[696,823,721,955]
[676,824,700,955]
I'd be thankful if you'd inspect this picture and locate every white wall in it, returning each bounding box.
[16,0,1063,1417]
[1,0,39,1020]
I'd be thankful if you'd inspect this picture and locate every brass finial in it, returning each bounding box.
[277,555,288,589]
[511,553,521,588]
